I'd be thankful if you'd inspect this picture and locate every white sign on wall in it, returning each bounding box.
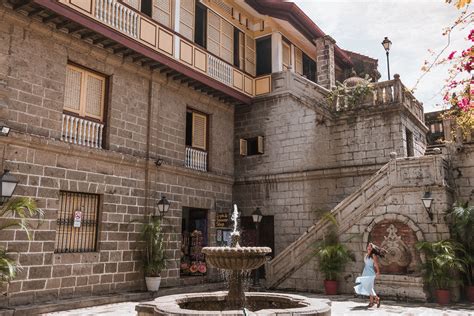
[73,211,82,228]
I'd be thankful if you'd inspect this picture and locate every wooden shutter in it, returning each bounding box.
[207,10,220,57]
[220,18,233,64]
[257,136,264,154]
[123,0,139,10]
[192,112,207,150]
[180,0,194,41]
[239,139,247,156]
[238,32,245,71]
[295,47,303,75]
[282,41,290,70]
[84,73,105,120]
[245,34,256,76]
[64,65,83,114]
[153,0,172,28]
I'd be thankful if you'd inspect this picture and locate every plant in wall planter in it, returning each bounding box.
[445,201,474,302]
[0,197,43,285]
[141,216,166,292]
[313,213,354,295]
[416,240,465,305]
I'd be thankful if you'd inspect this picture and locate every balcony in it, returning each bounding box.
[185,147,207,172]
[61,113,104,149]
[27,0,272,104]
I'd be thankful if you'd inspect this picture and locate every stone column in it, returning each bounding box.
[315,35,336,89]
[290,43,295,73]
[271,32,283,73]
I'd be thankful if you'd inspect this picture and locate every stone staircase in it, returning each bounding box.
[265,155,450,290]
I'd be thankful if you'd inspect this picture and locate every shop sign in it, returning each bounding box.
[216,212,230,228]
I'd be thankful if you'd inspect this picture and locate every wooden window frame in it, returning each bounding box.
[240,136,263,156]
[64,63,106,122]
[186,108,209,151]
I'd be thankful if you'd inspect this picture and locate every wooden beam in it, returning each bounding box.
[13,0,31,10]
[132,55,146,63]
[93,37,108,45]
[122,51,137,58]
[67,26,84,34]
[27,7,44,16]
[42,13,58,23]
[160,67,173,75]
[150,64,166,70]
[180,77,193,84]
[55,20,71,29]
[113,47,128,54]
[80,31,95,39]
[172,74,186,81]
[103,41,118,49]
[166,70,180,78]
[141,60,154,67]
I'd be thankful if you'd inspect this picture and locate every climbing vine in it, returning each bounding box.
[327,75,373,109]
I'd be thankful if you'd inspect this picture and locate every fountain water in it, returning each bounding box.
[136,205,331,315]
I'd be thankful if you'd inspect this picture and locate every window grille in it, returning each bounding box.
[55,191,100,253]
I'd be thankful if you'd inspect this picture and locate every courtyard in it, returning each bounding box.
[44,294,473,316]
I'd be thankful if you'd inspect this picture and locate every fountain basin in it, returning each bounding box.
[136,291,331,315]
[202,247,272,270]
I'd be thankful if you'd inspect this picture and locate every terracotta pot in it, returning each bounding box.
[435,289,450,305]
[145,276,161,292]
[467,285,474,302]
[324,280,338,295]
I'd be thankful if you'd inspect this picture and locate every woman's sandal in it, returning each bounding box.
[367,302,374,308]
[376,297,381,308]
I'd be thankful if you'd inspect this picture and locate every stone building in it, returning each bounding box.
[0,0,471,308]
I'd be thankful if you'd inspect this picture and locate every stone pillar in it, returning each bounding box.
[173,0,181,59]
[315,35,336,89]
[271,32,283,73]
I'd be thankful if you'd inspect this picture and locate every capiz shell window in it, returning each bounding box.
[55,191,100,253]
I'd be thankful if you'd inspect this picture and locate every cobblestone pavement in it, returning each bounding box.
[43,294,474,316]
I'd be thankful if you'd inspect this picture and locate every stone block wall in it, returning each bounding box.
[274,156,453,301]
[451,143,474,204]
[0,7,233,306]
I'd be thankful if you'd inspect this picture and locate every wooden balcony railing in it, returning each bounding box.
[56,0,272,99]
[185,147,207,172]
[61,113,104,149]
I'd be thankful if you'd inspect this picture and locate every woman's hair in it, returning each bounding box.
[368,243,386,258]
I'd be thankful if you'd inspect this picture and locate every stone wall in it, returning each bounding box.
[234,72,428,253]
[271,156,453,301]
[0,7,233,306]
[451,143,474,204]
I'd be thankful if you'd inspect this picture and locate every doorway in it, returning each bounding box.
[240,215,274,278]
[180,207,208,276]
[256,36,272,76]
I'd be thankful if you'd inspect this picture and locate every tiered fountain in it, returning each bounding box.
[136,205,331,315]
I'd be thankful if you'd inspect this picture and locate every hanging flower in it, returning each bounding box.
[448,51,457,60]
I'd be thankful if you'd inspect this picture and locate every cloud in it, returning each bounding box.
[294,0,469,112]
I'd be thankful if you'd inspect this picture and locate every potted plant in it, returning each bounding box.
[141,216,166,292]
[445,202,474,302]
[313,214,354,295]
[416,240,465,305]
[0,197,42,284]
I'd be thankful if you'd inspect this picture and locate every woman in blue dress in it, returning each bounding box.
[354,243,383,308]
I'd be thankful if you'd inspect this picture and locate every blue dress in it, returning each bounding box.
[354,255,377,296]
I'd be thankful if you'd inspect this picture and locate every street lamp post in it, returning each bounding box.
[156,195,170,219]
[381,37,392,80]
[252,207,263,286]
[0,170,18,205]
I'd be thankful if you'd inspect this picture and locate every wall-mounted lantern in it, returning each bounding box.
[0,170,18,205]
[156,195,170,219]
[421,191,434,221]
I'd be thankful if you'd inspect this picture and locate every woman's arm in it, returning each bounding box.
[373,256,380,277]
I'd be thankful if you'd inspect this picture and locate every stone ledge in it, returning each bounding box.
[0,282,225,316]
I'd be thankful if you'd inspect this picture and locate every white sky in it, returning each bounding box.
[293,0,470,113]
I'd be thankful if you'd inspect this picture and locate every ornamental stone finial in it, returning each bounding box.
[389,152,398,159]
[394,74,400,80]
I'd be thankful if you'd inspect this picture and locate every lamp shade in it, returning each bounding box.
[421,192,434,210]
[252,207,263,224]
[0,170,18,201]
[382,37,392,52]
[157,195,170,217]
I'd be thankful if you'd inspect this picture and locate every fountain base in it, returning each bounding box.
[136,291,331,315]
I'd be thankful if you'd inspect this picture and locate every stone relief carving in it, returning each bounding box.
[380,224,411,272]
